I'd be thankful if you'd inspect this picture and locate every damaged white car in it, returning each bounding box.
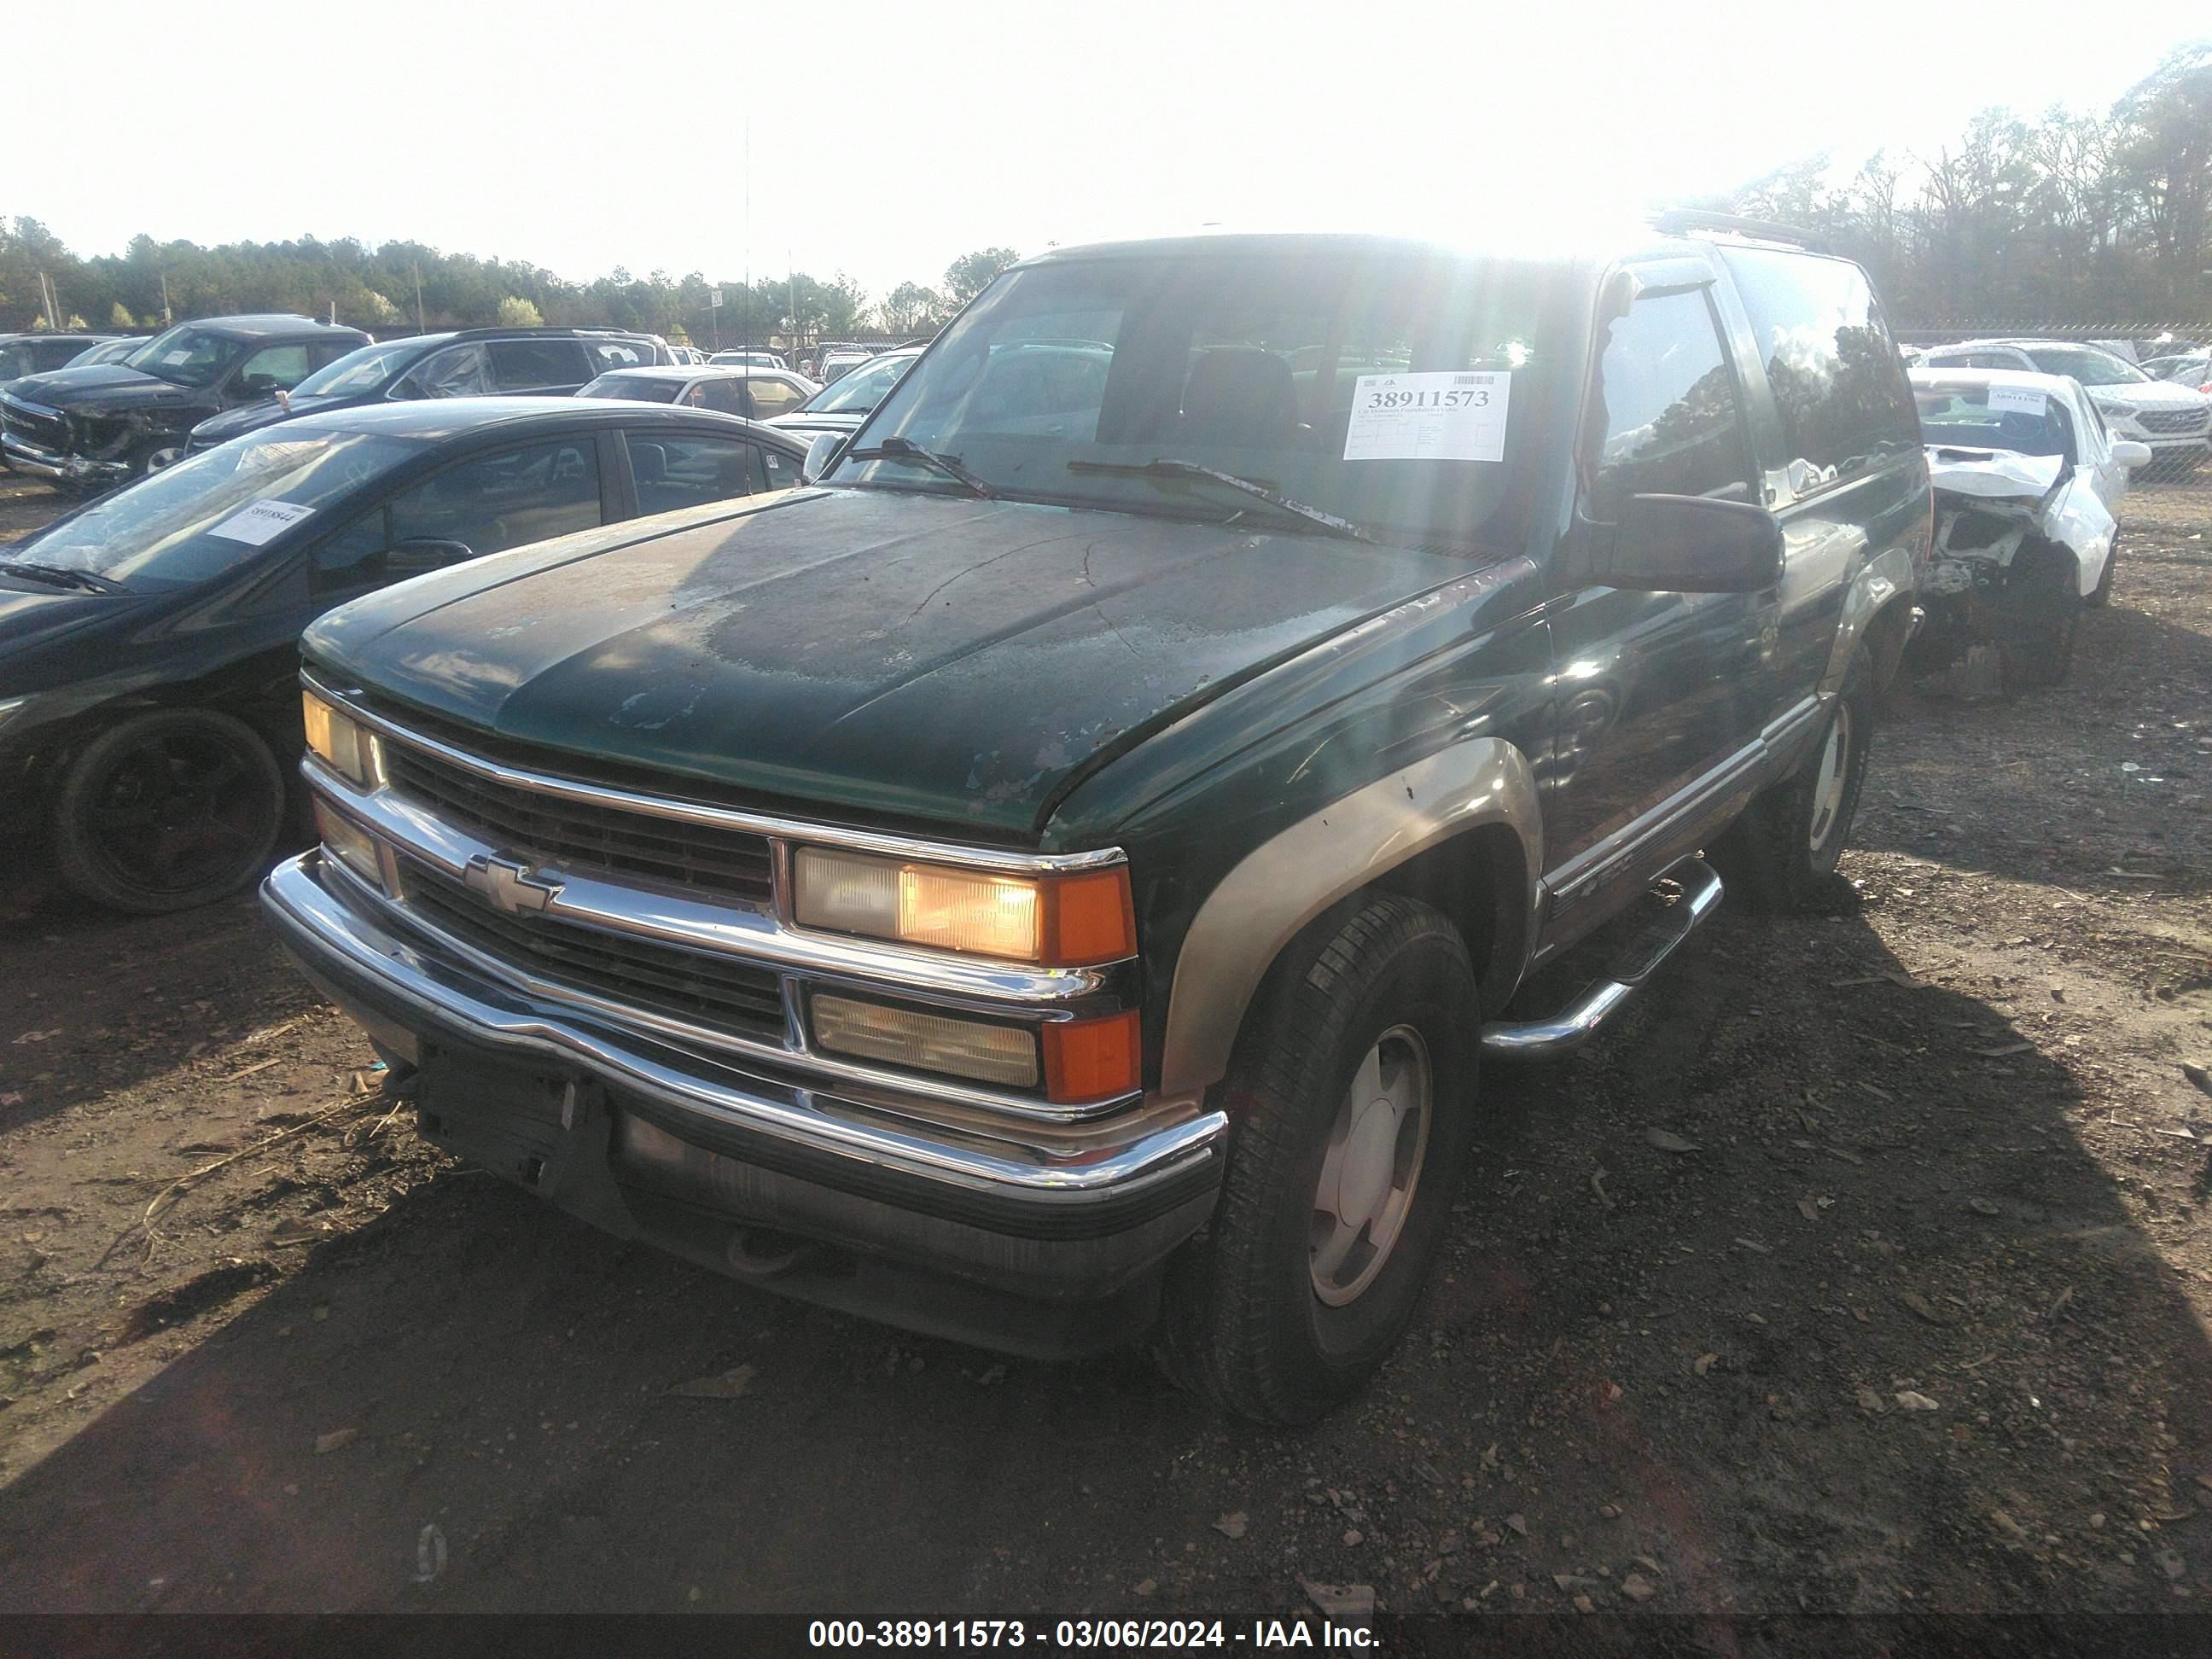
[1905,369,2151,692]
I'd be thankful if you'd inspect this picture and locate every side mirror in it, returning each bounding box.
[1576,494,1783,594]
[800,431,844,485]
[382,538,474,577]
[2110,440,2153,470]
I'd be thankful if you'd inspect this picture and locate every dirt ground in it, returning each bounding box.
[1,469,2208,1620]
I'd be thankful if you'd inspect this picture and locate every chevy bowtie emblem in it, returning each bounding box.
[463,855,562,917]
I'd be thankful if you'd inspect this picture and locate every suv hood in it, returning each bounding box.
[306,489,1463,839]
[2087,379,2206,414]
[6,364,208,416]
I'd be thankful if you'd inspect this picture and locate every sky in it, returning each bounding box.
[15,1,2203,300]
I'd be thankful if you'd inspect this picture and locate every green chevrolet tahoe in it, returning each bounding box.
[264,218,1930,1422]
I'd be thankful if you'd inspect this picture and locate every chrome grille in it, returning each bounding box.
[2135,407,2207,435]
[397,858,788,1042]
[0,399,67,452]
[383,743,774,902]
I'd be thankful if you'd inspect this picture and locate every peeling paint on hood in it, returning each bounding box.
[305,488,1466,840]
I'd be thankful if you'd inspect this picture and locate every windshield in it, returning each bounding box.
[835,250,1555,550]
[2022,346,2147,387]
[9,432,421,591]
[124,323,250,389]
[1913,387,2076,461]
[577,374,681,403]
[296,341,428,398]
[800,351,916,414]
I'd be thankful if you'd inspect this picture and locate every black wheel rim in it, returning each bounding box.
[80,727,271,899]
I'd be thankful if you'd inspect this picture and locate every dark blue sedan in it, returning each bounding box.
[0,397,808,913]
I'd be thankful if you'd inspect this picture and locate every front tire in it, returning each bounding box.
[1997,543,2081,691]
[1158,894,1480,1423]
[51,708,288,914]
[1710,648,1874,913]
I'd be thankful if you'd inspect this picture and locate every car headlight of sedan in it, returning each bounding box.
[301,688,376,787]
[792,847,1136,966]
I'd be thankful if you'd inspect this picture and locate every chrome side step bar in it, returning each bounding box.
[1479,858,1725,1061]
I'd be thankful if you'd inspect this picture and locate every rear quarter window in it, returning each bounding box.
[1720,247,1918,495]
[488,339,593,390]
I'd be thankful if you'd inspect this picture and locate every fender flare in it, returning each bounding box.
[1822,543,1917,696]
[1156,738,1542,1098]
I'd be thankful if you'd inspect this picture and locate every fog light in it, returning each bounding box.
[812,994,1040,1088]
[301,689,374,787]
[313,799,387,892]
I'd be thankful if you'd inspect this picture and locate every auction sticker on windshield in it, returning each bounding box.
[1343,371,1509,462]
[1987,386,2047,417]
[208,500,316,546]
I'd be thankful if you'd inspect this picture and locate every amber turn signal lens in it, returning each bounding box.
[1042,1010,1142,1103]
[1040,868,1138,967]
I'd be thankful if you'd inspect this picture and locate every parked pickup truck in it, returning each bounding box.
[264,217,1929,1421]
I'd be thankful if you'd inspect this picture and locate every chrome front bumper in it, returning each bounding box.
[0,431,126,485]
[261,850,1227,1316]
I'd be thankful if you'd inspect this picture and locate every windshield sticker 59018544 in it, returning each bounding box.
[207,500,317,546]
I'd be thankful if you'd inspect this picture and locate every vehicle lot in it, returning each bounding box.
[0,471,2207,1616]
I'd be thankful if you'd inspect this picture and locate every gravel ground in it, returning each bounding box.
[0,469,2207,1620]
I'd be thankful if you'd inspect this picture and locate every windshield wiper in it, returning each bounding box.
[842,435,997,499]
[0,560,126,595]
[1066,458,1374,543]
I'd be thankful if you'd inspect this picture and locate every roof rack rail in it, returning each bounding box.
[1650,208,1828,253]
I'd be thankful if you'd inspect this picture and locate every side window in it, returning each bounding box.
[235,343,312,395]
[307,341,356,372]
[1585,288,1755,520]
[695,379,748,416]
[1721,247,1918,496]
[739,377,806,420]
[409,345,492,398]
[758,444,803,492]
[310,508,394,595]
[488,339,592,390]
[590,339,655,372]
[627,433,757,515]
[387,439,602,559]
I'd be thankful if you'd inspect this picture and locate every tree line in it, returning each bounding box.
[1692,42,2210,325]
[0,224,1024,345]
[3,41,2204,341]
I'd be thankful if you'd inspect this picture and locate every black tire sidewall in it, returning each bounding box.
[1185,897,1480,1418]
[52,708,288,914]
[1805,664,1872,879]
[1714,649,1874,911]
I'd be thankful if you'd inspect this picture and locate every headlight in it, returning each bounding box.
[811,994,1040,1088]
[792,847,1136,965]
[301,689,375,787]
